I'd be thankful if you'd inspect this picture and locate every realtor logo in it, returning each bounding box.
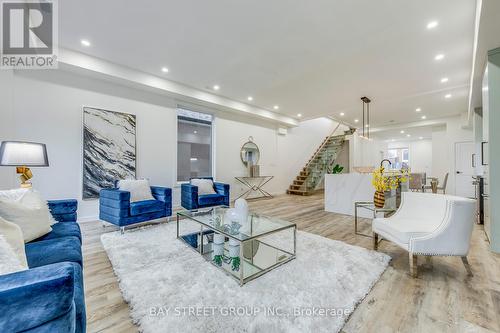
[1,0,58,69]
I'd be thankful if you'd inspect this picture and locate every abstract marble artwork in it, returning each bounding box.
[83,107,136,199]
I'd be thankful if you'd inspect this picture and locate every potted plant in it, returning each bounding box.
[371,167,409,208]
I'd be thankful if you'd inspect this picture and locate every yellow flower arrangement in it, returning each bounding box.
[372,167,410,192]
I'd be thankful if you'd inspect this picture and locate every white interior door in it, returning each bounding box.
[455,142,475,198]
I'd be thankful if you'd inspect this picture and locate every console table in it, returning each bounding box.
[235,176,273,200]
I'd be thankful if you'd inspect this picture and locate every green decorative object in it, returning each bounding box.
[325,163,344,174]
[332,164,344,174]
[231,257,240,271]
[213,255,223,266]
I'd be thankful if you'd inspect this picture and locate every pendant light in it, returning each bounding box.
[361,96,371,139]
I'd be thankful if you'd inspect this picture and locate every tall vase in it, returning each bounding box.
[374,190,385,208]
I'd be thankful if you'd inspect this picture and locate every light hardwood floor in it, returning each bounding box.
[82,193,500,333]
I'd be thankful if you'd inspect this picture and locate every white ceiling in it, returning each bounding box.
[371,125,441,142]
[59,0,476,127]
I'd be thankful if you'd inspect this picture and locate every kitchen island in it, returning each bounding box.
[325,173,399,218]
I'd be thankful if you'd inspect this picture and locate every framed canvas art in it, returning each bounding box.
[82,107,136,199]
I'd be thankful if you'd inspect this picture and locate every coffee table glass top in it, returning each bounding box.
[177,206,295,241]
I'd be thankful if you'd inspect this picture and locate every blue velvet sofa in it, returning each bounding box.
[99,184,172,232]
[0,199,86,333]
[181,177,230,210]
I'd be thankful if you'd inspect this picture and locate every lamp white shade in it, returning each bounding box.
[0,141,49,166]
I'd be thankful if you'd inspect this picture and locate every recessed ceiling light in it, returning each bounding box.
[435,54,445,61]
[419,137,424,140]
[445,94,452,99]
[273,105,279,110]
[297,113,302,117]
[81,39,91,47]
[247,96,253,101]
[427,21,439,29]
[391,139,395,142]
[407,134,411,137]
[421,115,427,120]
[161,67,169,73]
[400,130,405,134]
[340,112,345,116]
[365,124,369,128]
[213,85,220,91]
[193,130,197,134]
[354,119,359,123]
[441,77,449,83]
[416,108,422,112]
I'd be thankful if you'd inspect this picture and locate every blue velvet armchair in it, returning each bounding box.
[0,199,86,333]
[99,184,172,232]
[181,177,230,210]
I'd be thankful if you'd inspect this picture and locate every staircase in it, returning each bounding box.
[287,132,346,196]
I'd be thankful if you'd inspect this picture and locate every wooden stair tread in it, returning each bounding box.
[288,134,345,196]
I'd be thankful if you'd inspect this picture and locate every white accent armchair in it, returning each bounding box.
[372,192,476,277]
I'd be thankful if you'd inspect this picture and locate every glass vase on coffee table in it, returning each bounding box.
[177,206,296,286]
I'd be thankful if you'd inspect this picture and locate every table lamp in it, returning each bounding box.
[0,141,49,188]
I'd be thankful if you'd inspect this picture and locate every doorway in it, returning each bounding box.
[455,141,475,198]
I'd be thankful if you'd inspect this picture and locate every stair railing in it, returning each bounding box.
[303,122,342,171]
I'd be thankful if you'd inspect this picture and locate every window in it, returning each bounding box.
[177,109,213,182]
[387,148,409,170]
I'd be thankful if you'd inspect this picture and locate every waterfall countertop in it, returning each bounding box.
[324,173,375,218]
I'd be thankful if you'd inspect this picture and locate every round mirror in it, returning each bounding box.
[240,137,260,166]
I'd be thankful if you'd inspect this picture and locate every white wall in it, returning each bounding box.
[388,139,433,175]
[215,116,343,198]
[348,134,387,171]
[431,115,473,195]
[0,70,178,220]
[0,71,15,190]
[384,115,472,195]
[0,69,344,221]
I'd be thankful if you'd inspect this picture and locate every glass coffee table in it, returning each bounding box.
[177,206,296,286]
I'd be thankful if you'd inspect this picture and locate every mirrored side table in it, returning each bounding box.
[354,201,396,237]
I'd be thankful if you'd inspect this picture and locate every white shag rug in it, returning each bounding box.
[101,222,390,333]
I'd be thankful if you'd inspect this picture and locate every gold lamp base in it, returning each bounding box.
[16,166,33,188]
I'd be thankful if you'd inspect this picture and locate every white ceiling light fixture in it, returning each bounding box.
[297,113,302,117]
[80,39,91,47]
[247,96,253,101]
[427,21,439,29]
[419,137,424,140]
[190,157,198,161]
[441,77,449,83]
[434,54,445,61]
[407,134,411,137]
[161,67,169,73]
[400,130,405,134]
[273,105,279,110]
[354,119,359,123]
[421,115,427,119]
[193,130,197,134]
[445,93,452,99]
[415,108,421,112]
[340,112,345,116]
[213,85,220,91]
